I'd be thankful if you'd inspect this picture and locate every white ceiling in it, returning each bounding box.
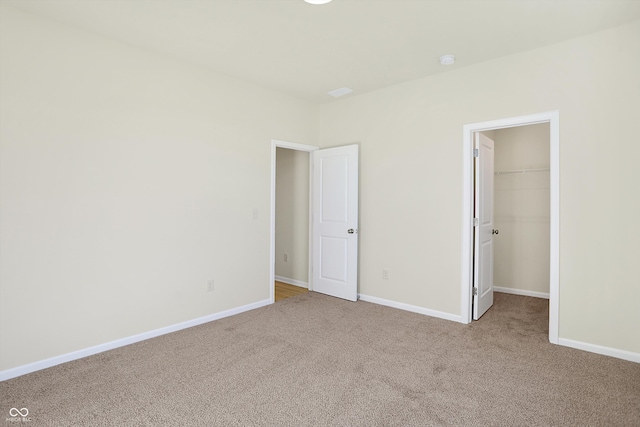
[5,0,640,104]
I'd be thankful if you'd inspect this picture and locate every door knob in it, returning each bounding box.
[492,229,499,235]
[347,229,357,234]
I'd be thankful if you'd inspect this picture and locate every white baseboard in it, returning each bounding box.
[558,338,640,363]
[0,298,271,382]
[358,293,462,323]
[494,286,549,299]
[275,275,309,289]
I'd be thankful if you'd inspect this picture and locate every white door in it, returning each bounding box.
[473,133,495,319]
[312,145,359,301]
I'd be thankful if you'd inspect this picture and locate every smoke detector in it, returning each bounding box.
[327,87,353,98]
[439,55,456,65]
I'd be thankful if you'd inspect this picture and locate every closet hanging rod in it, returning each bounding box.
[495,168,550,175]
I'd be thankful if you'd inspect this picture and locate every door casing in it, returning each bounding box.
[461,111,559,344]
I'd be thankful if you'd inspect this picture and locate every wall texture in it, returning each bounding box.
[0,6,317,371]
[317,20,640,354]
[492,124,550,296]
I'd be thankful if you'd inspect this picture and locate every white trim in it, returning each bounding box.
[358,293,462,323]
[271,139,319,152]
[461,111,560,345]
[558,338,640,364]
[274,275,309,289]
[270,139,319,304]
[0,299,271,382]
[494,286,549,299]
[548,114,560,344]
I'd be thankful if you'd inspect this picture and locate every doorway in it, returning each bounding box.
[269,140,360,303]
[488,124,551,300]
[270,140,318,303]
[274,146,312,300]
[461,111,559,344]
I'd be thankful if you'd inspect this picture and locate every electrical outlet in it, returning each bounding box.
[207,280,215,292]
[284,253,288,262]
[382,269,390,280]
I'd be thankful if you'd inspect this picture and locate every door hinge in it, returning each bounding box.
[473,217,479,227]
[473,149,479,158]
[473,287,478,296]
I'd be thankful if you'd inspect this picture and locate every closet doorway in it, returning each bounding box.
[486,124,550,300]
[461,111,559,344]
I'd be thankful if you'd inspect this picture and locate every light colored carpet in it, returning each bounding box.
[1,292,639,426]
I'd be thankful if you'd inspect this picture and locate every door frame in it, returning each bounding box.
[270,139,319,303]
[460,111,560,344]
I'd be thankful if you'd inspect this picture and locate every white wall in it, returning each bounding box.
[317,20,640,354]
[275,148,309,285]
[0,6,317,371]
[492,124,550,296]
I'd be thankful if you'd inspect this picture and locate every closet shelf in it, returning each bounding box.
[495,168,550,175]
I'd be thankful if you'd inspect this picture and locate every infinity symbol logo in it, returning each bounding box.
[9,408,29,417]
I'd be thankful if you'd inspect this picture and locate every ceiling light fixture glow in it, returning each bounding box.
[304,0,332,4]
[439,54,456,65]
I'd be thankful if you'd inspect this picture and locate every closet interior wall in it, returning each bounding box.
[486,124,551,297]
